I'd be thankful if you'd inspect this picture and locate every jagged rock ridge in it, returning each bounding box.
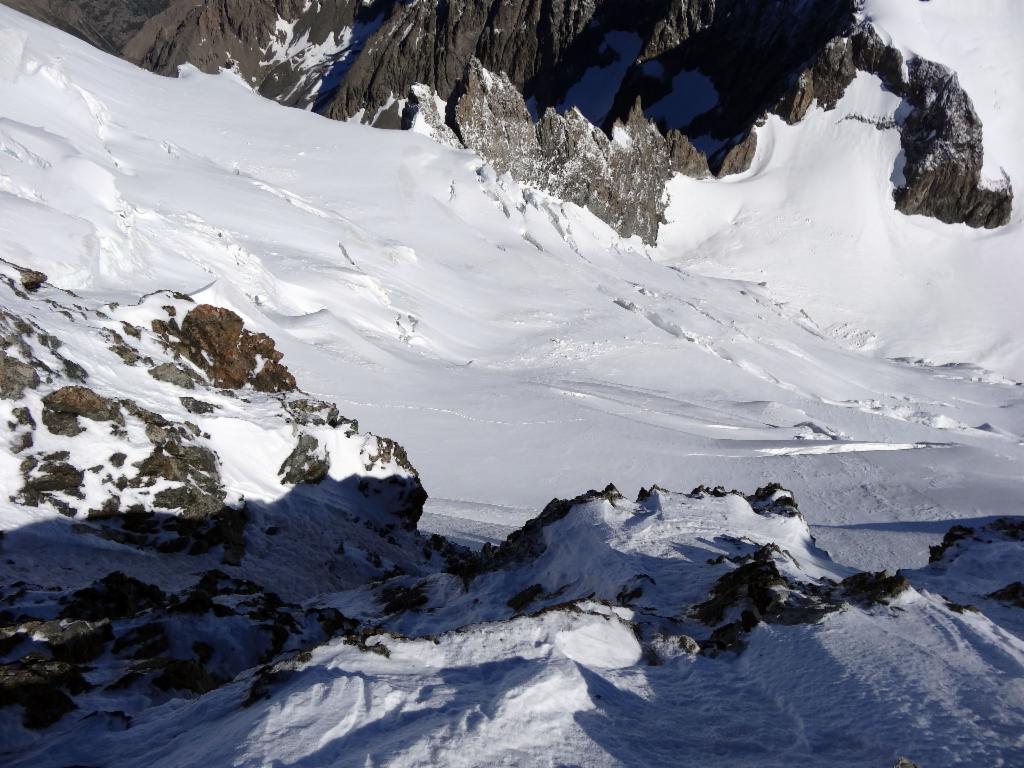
[4,0,1013,239]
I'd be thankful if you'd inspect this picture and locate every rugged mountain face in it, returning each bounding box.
[0,0,174,54]
[123,0,392,109]
[772,23,1013,231]
[4,0,1013,241]
[1,7,1023,761]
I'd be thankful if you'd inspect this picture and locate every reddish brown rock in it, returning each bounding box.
[171,305,296,392]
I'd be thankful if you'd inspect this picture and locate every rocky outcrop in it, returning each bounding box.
[0,259,434,581]
[123,0,388,108]
[153,303,296,392]
[774,22,1013,229]
[449,60,674,241]
[17,0,1012,239]
[0,567,367,727]
[895,58,1012,228]
[1,0,174,54]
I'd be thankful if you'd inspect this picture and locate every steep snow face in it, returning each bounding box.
[0,5,1021,577]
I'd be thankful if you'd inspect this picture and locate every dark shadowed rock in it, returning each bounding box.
[3,0,175,54]
[152,658,221,695]
[279,433,330,485]
[840,570,910,606]
[0,656,90,728]
[988,582,1024,608]
[62,572,167,621]
[34,618,114,663]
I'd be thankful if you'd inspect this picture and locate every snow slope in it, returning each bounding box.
[0,4,1022,573]
[1,5,1023,765]
[7,483,1024,767]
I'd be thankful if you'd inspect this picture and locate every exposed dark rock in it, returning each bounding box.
[694,544,841,654]
[0,655,90,728]
[152,658,221,695]
[153,484,224,519]
[279,433,330,485]
[774,36,856,124]
[850,24,906,93]
[693,546,791,627]
[20,455,85,509]
[507,584,544,613]
[666,130,711,178]
[34,618,114,663]
[635,484,668,503]
[14,266,48,292]
[131,418,226,519]
[0,351,40,399]
[991,518,1024,540]
[111,622,170,660]
[3,0,175,54]
[379,583,428,615]
[747,483,802,517]
[157,304,297,392]
[894,58,1012,229]
[715,130,758,178]
[840,570,910,606]
[677,634,700,655]
[62,572,167,621]
[987,582,1024,608]
[149,361,201,389]
[929,524,975,563]
[477,484,624,573]
[450,60,673,242]
[180,396,219,415]
[41,386,122,436]
[284,397,350,430]
[27,1,1011,237]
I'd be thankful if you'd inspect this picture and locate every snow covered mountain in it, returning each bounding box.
[1,1,1023,766]
[4,0,1014,241]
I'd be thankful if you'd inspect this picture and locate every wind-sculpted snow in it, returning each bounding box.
[4,470,1023,765]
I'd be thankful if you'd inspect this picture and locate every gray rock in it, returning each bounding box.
[716,131,758,178]
[450,60,673,242]
[180,396,219,415]
[895,58,1012,229]
[148,362,200,389]
[278,433,330,485]
[0,351,40,400]
[667,130,711,178]
[1,0,173,54]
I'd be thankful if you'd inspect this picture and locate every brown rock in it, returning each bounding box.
[42,386,122,436]
[172,305,296,392]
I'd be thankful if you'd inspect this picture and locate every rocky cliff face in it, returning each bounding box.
[1,0,174,53]
[5,0,1013,237]
[773,23,1013,229]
